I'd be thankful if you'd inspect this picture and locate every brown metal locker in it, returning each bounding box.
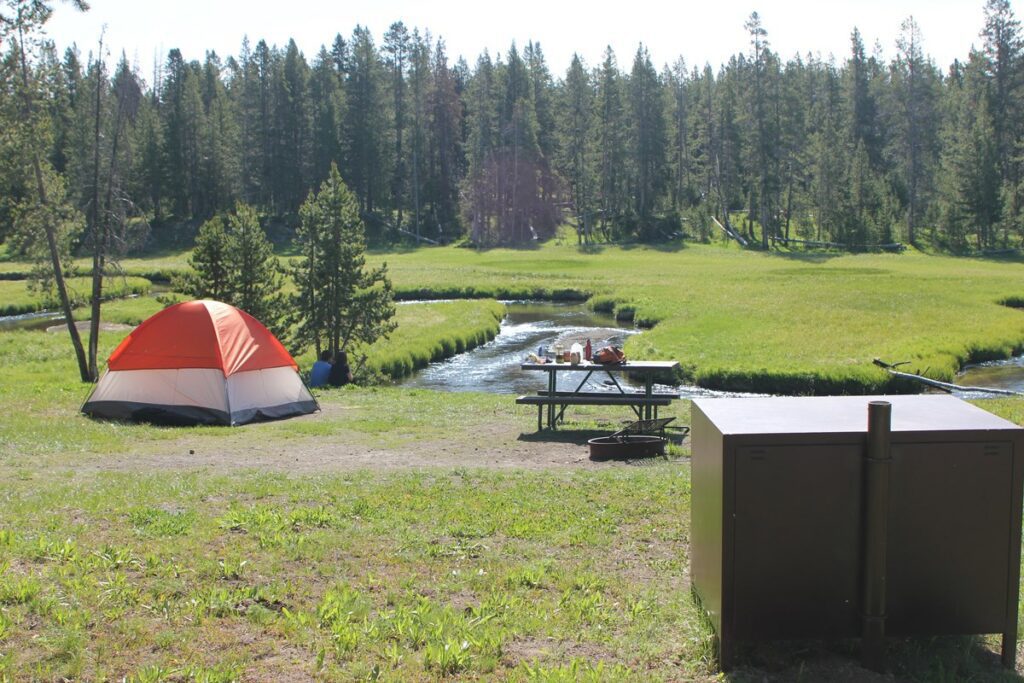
[690,395,1024,671]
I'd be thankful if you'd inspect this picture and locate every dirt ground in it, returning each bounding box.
[75,403,688,474]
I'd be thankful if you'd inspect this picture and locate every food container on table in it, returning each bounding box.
[570,343,583,365]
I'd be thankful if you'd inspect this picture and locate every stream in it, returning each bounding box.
[4,296,1022,397]
[956,356,1024,397]
[0,311,64,332]
[398,301,750,398]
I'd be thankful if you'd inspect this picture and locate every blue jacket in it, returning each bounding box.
[309,360,332,387]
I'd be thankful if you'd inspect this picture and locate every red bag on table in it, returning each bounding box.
[594,345,626,364]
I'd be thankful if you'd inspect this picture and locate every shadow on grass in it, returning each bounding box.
[516,428,607,445]
[763,249,847,264]
[966,251,1024,264]
[366,244,434,256]
[618,239,688,253]
[725,635,1022,682]
[517,426,689,466]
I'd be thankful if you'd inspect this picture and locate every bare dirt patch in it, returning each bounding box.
[74,404,685,474]
[501,636,616,669]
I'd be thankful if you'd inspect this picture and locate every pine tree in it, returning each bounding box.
[346,25,387,225]
[980,0,1021,184]
[807,60,846,242]
[226,202,286,331]
[595,47,627,239]
[49,45,80,175]
[274,39,311,214]
[403,29,431,240]
[185,203,286,332]
[186,215,233,301]
[197,51,240,217]
[716,59,745,235]
[463,50,499,244]
[79,52,146,378]
[742,12,781,248]
[160,49,198,219]
[383,21,411,230]
[292,165,396,366]
[778,56,810,242]
[665,57,694,213]
[846,29,884,168]
[628,44,668,239]
[428,38,463,237]
[959,56,1002,249]
[891,16,939,245]
[689,65,717,224]
[557,54,594,242]
[309,45,345,189]
[134,92,163,221]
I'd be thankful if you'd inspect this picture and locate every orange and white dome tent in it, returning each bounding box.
[82,300,319,426]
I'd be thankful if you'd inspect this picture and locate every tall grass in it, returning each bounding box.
[362,299,505,379]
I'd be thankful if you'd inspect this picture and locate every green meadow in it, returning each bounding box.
[372,241,1024,394]
[6,240,1024,392]
[2,241,1024,679]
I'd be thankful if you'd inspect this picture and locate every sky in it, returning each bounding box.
[43,0,1013,83]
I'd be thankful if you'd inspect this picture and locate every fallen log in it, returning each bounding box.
[712,216,748,247]
[872,358,1023,396]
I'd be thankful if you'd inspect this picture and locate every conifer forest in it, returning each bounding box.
[2,0,1024,252]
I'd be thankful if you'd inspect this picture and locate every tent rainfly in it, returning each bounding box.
[82,300,319,426]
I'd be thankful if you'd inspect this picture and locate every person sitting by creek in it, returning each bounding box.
[328,350,353,387]
[309,350,333,388]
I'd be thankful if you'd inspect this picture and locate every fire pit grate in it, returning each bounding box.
[588,418,686,460]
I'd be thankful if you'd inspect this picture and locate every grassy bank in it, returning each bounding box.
[292,299,506,381]
[0,277,152,317]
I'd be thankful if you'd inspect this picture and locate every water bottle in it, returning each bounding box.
[584,338,592,362]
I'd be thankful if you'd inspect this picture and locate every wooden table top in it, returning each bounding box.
[520,360,679,372]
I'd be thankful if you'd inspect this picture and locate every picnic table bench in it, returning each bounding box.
[518,359,680,430]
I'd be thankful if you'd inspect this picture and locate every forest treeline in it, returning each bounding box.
[2,0,1024,251]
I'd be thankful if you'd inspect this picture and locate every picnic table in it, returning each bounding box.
[517,359,680,430]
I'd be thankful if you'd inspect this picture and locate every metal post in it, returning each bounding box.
[863,400,892,672]
[548,370,557,429]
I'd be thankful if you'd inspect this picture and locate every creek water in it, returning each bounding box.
[956,356,1024,396]
[0,311,64,332]
[0,285,170,333]
[398,301,748,398]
